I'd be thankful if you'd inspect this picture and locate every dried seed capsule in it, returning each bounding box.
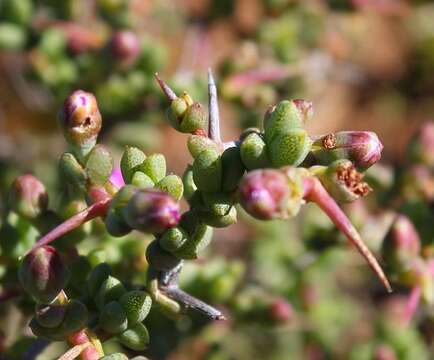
[182,165,197,201]
[59,90,102,157]
[312,160,372,203]
[9,174,48,220]
[192,148,222,193]
[145,240,182,271]
[85,144,113,186]
[59,153,88,193]
[312,131,383,170]
[264,99,311,143]
[99,301,128,334]
[159,227,189,253]
[119,290,152,325]
[116,322,150,351]
[173,223,213,260]
[96,276,127,309]
[201,206,237,228]
[240,132,270,170]
[221,146,245,192]
[87,263,112,298]
[123,189,180,234]
[120,146,146,184]
[131,171,155,189]
[267,129,312,167]
[141,153,166,183]
[18,246,69,304]
[35,304,66,328]
[187,135,220,159]
[156,175,184,201]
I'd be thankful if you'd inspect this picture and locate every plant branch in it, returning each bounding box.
[208,68,222,143]
[30,199,111,252]
[303,176,392,293]
[154,73,177,101]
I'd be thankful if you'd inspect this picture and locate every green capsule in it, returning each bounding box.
[240,132,270,170]
[35,304,66,329]
[59,152,88,193]
[156,175,183,201]
[87,263,112,298]
[174,223,213,260]
[141,153,166,183]
[131,171,154,189]
[96,276,127,309]
[182,165,197,201]
[187,135,220,159]
[264,100,307,143]
[99,301,128,334]
[201,206,237,228]
[105,210,132,237]
[193,148,222,193]
[171,97,189,118]
[100,354,128,360]
[179,103,207,133]
[117,322,150,351]
[120,146,146,184]
[267,129,312,167]
[202,192,233,217]
[119,290,152,325]
[146,241,182,271]
[159,227,189,253]
[85,145,113,186]
[221,146,245,192]
[58,300,88,337]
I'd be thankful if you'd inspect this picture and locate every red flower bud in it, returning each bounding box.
[123,189,180,234]
[9,174,48,220]
[268,298,294,324]
[59,90,102,155]
[18,246,69,303]
[110,30,140,67]
[313,131,383,169]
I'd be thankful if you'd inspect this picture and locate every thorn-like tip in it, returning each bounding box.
[208,68,215,86]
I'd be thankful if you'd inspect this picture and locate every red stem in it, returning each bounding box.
[30,199,111,252]
[303,176,392,293]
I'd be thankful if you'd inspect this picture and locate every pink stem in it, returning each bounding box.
[403,286,421,325]
[155,73,177,101]
[303,177,392,293]
[31,199,111,252]
[68,330,100,360]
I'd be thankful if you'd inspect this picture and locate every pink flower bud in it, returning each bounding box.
[18,246,69,303]
[268,298,294,324]
[9,174,48,220]
[313,131,383,169]
[110,30,140,67]
[238,169,290,220]
[59,90,102,154]
[407,121,434,167]
[123,189,181,234]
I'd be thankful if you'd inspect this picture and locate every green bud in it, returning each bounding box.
[59,152,88,193]
[105,211,132,237]
[85,145,113,186]
[99,301,128,334]
[264,99,312,143]
[105,185,137,237]
[187,135,220,159]
[312,160,372,203]
[174,223,213,260]
[201,206,237,228]
[182,165,197,200]
[96,276,127,309]
[192,148,222,193]
[171,97,189,119]
[156,175,183,201]
[221,146,245,192]
[119,290,152,325]
[100,354,128,360]
[18,246,69,304]
[146,240,182,271]
[87,263,112,297]
[159,227,189,253]
[202,192,233,217]
[35,304,66,328]
[240,132,270,170]
[267,129,312,167]
[179,103,207,133]
[116,322,150,351]
[141,153,166,183]
[131,171,154,189]
[58,299,88,337]
[0,23,26,50]
[120,146,146,184]
[9,175,48,220]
